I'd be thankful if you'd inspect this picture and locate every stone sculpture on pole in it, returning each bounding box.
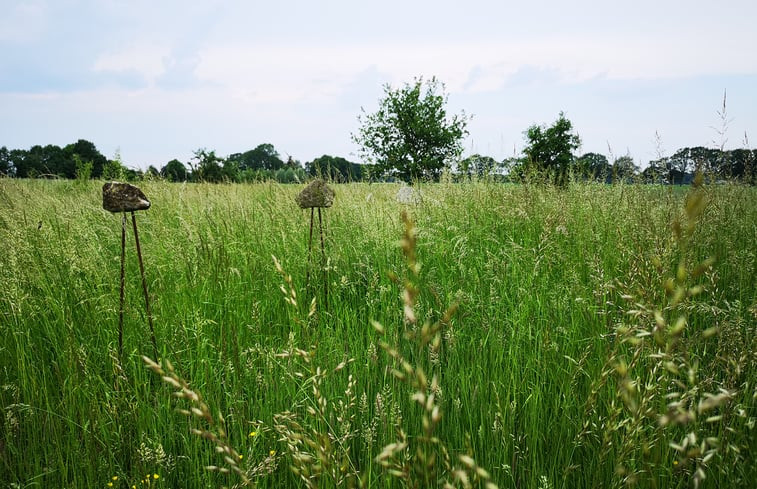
[295,179,334,310]
[102,182,158,361]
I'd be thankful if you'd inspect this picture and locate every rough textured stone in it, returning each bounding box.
[102,182,151,213]
[296,179,335,208]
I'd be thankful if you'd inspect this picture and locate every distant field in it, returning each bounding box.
[0,179,754,488]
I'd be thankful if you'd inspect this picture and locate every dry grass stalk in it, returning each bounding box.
[576,174,747,488]
[142,356,255,486]
[373,210,497,489]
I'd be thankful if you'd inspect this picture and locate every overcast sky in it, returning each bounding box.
[2,0,756,170]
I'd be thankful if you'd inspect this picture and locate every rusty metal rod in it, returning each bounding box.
[131,211,158,361]
[306,207,314,292]
[118,212,126,360]
[318,207,328,310]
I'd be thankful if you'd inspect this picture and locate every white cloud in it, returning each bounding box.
[0,1,48,43]
[192,34,757,108]
[92,43,171,82]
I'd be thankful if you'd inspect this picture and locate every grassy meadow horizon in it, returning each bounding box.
[0,178,754,488]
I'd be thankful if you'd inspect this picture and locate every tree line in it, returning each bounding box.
[2,136,753,186]
[352,78,755,185]
[2,78,754,185]
[503,113,756,185]
[0,141,367,183]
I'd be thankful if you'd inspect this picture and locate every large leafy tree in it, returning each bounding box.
[0,146,12,176]
[306,155,364,182]
[161,159,188,182]
[352,77,469,183]
[522,112,581,186]
[15,144,68,178]
[574,152,611,181]
[726,148,756,182]
[642,159,667,184]
[612,155,638,182]
[458,154,499,178]
[227,143,285,171]
[64,139,108,178]
[189,148,224,183]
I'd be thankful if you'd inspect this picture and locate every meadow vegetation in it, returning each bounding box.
[0,178,754,488]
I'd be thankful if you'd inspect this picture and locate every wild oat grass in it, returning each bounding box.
[0,178,754,488]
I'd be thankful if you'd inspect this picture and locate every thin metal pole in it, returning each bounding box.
[306,208,314,291]
[131,211,158,361]
[318,207,328,310]
[118,212,126,360]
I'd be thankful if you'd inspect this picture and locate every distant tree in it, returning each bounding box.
[222,158,241,182]
[190,148,224,183]
[146,165,161,179]
[160,159,188,182]
[458,154,499,178]
[123,167,143,182]
[102,160,126,181]
[522,112,581,186]
[74,154,93,181]
[6,140,107,179]
[272,168,292,183]
[725,148,756,182]
[668,147,712,177]
[7,149,29,177]
[64,139,108,178]
[102,149,127,181]
[500,156,522,180]
[228,144,285,172]
[15,145,67,178]
[642,158,668,184]
[659,147,755,182]
[352,76,469,183]
[574,152,610,181]
[0,146,12,176]
[11,146,36,178]
[284,155,303,169]
[612,154,638,182]
[306,155,364,182]
[238,168,270,182]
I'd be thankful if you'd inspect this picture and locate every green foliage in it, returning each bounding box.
[521,112,581,186]
[0,146,12,176]
[305,154,364,182]
[74,154,93,182]
[65,139,109,178]
[574,152,611,181]
[612,154,638,182]
[227,143,285,172]
[160,159,188,182]
[274,167,296,183]
[353,77,469,183]
[661,147,757,183]
[458,154,500,179]
[102,151,127,181]
[1,139,108,179]
[189,148,225,183]
[145,166,161,180]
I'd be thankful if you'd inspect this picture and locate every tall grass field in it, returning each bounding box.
[0,178,754,488]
